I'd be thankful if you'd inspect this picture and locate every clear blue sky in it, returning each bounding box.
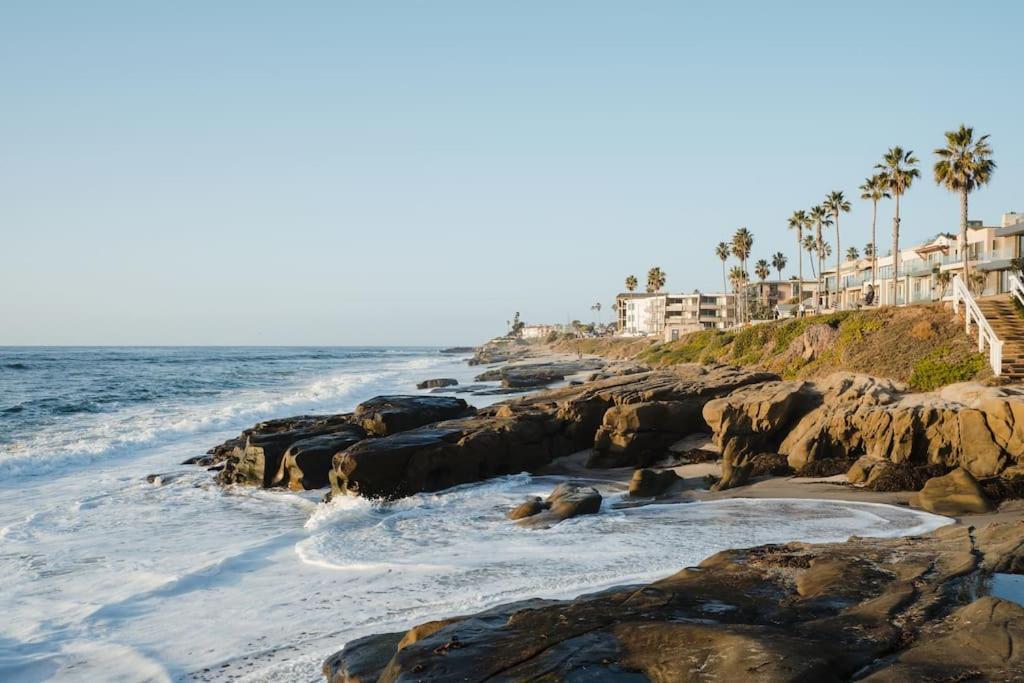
[3,1,1022,345]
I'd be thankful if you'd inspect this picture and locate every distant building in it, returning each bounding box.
[615,291,735,339]
[520,324,568,339]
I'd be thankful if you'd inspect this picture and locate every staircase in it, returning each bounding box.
[977,294,1024,381]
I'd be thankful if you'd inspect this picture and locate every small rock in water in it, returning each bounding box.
[509,483,602,527]
[416,378,458,390]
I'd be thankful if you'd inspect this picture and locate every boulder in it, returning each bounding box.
[354,395,474,436]
[507,483,602,527]
[416,378,458,390]
[910,467,995,516]
[270,425,367,491]
[628,468,680,497]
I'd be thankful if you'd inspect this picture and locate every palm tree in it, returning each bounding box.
[715,242,730,295]
[771,252,788,281]
[591,301,602,326]
[755,259,770,281]
[788,210,810,306]
[625,275,637,292]
[824,191,852,310]
[803,234,819,279]
[646,267,666,293]
[859,174,890,295]
[809,205,832,312]
[876,147,920,305]
[846,246,860,261]
[934,124,996,281]
[731,228,753,322]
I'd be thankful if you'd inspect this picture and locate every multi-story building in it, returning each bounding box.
[747,279,819,315]
[817,212,1024,310]
[615,291,735,339]
[615,293,666,336]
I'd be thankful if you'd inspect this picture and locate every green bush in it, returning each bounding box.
[909,348,985,391]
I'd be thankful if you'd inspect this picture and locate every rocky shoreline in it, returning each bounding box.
[185,343,1024,681]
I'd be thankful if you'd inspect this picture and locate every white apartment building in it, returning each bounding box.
[819,212,1024,310]
[616,291,735,339]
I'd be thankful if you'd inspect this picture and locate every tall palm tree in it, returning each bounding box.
[824,191,852,309]
[876,147,920,305]
[715,242,730,295]
[591,301,602,326]
[859,174,890,295]
[731,228,753,322]
[771,251,788,281]
[846,246,860,261]
[809,205,832,312]
[625,275,637,292]
[934,124,996,281]
[755,259,770,281]
[788,210,810,306]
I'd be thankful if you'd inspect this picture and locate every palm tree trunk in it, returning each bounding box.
[816,223,822,313]
[870,200,878,297]
[797,228,803,310]
[960,187,970,283]
[835,215,841,310]
[892,193,901,305]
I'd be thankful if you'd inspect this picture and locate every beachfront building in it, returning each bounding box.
[818,212,1024,310]
[615,293,666,336]
[747,279,819,317]
[615,291,735,339]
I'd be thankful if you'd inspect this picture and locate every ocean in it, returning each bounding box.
[0,347,949,682]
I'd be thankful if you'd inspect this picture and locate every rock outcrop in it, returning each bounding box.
[354,396,474,436]
[506,483,602,526]
[324,521,1024,682]
[327,365,773,499]
[215,414,358,487]
[704,373,1024,490]
[270,425,367,491]
[588,365,777,468]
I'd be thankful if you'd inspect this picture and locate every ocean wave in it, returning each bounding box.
[2,362,31,370]
[0,351,454,480]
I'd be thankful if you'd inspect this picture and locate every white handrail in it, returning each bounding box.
[1009,272,1024,309]
[951,275,1003,377]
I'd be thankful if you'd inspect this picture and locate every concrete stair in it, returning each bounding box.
[976,294,1024,381]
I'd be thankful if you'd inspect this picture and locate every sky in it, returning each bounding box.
[2,1,1023,346]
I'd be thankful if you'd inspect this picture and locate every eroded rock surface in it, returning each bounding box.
[354,396,474,436]
[324,521,1024,682]
[705,373,1024,490]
